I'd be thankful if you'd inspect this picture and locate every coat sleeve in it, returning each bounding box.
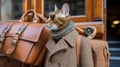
[80,36,94,67]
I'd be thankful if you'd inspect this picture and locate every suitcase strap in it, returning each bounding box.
[77,35,81,67]
[0,25,11,49]
[0,25,11,43]
[12,25,26,45]
[6,25,27,55]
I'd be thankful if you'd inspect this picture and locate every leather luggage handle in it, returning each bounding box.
[19,9,46,23]
[76,26,97,39]
[36,14,47,23]
[19,9,37,23]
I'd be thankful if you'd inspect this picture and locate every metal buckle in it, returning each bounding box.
[12,35,19,45]
[33,19,37,23]
[84,27,94,36]
[0,25,11,43]
[12,25,26,45]
[84,26,96,39]
[0,33,5,43]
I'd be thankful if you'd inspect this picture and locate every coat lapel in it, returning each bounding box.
[63,30,79,48]
[46,38,56,52]
[46,38,68,62]
[46,30,79,62]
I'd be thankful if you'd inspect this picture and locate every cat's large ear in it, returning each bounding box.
[55,4,59,12]
[61,3,69,16]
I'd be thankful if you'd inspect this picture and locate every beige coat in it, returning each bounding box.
[44,30,94,67]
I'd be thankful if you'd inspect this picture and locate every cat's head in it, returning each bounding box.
[46,3,71,31]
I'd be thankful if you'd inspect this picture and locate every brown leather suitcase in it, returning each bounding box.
[0,9,50,66]
[90,39,110,67]
[76,26,110,67]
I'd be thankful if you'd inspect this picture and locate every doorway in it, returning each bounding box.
[107,0,120,67]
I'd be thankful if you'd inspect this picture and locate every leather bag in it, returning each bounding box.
[76,26,110,67]
[0,9,50,66]
[0,56,21,67]
[75,22,104,39]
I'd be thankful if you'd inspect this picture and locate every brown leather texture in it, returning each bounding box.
[0,22,14,49]
[77,35,81,67]
[77,36,110,67]
[90,39,110,67]
[0,56,21,67]
[0,9,50,66]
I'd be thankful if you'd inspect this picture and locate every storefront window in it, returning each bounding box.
[0,0,23,21]
[44,0,85,17]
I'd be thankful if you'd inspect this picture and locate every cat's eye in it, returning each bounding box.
[50,14,55,20]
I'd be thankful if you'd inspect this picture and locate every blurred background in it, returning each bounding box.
[0,0,120,67]
[107,0,120,67]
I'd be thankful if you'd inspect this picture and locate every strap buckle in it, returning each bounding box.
[84,26,97,39]
[12,34,19,45]
[0,33,5,43]
[0,26,10,43]
[12,25,26,45]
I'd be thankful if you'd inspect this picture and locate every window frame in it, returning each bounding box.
[34,0,93,22]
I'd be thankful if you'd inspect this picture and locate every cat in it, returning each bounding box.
[46,3,75,41]
[44,3,94,67]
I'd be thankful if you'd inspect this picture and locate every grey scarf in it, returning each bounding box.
[50,21,75,41]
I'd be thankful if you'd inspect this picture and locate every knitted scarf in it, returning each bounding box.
[50,21,75,41]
